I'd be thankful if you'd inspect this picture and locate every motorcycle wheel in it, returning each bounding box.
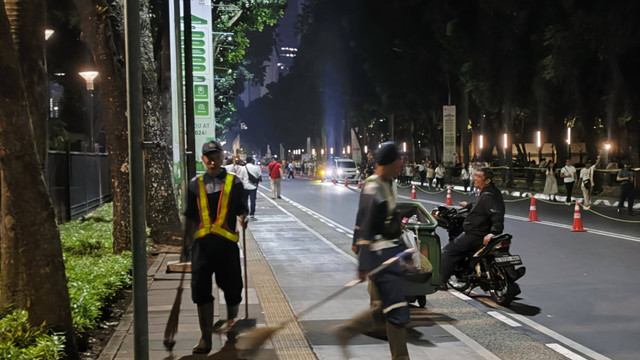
[488,266,517,306]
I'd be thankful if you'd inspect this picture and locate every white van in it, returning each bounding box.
[325,158,360,183]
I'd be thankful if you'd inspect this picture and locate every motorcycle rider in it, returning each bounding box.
[440,167,505,287]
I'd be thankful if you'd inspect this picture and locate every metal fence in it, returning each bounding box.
[47,150,111,222]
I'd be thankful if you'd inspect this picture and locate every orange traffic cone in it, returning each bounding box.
[411,185,417,199]
[332,177,337,185]
[528,197,540,221]
[357,178,362,189]
[571,201,586,232]
[445,187,453,206]
[308,169,312,179]
[344,178,349,187]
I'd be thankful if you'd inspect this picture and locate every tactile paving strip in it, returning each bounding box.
[246,227,319,360]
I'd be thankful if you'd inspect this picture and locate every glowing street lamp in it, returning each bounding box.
[364,145,368,154]
[45,28,55,40]
[347,145,351,154]
[402,142,407,152]
[312,148,316,156]
[502,133,508,150]
[536,131,542,148]
[566,128,571,145]
[330,147,334,155]
[321,148,325,156]
[604,143,612,151]
[479,135,484,150]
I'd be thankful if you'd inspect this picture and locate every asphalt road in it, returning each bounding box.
[270,176,640,360]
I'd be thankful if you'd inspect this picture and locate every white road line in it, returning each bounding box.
[487,311,521,327]
[280,196,355,237]
[435,323,502,360]
[257,191,357,265]
[507,313,611,360]
[449,290,472,301]
[397,195,640,243]
[546,343,588,360]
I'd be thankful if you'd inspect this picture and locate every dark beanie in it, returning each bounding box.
[375,142,400,165]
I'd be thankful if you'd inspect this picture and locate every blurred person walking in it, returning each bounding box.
[267,158,283,199]
[560,159,577,204]
[616,162,636,215]
[287,161,295,180]
[241,157,262,219]
[435,163,446,190]
[418,160,426,186]
[334,142,410,360]
[426,162,435,189]
[183,141,248,354]
[461,163,471,192]
[543,161,558,202]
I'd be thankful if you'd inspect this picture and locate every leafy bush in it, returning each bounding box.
[65,254,131,334]
[0,308,65,360]
[60,204,114,257]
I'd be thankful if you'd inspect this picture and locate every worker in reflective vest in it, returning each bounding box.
[183,140,248,354]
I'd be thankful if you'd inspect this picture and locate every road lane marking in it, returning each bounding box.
[435,323,502,360]
[257,191,357,265]
[487,311,521,327]
[546,343,588,360]
[450,290,472,301]
[397,195,640,243]
[507,313,611,360]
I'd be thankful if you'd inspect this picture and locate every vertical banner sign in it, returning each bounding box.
[443,105,456,165]
[170,0,215,174]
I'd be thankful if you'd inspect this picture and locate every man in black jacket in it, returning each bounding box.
[440,167,505,284]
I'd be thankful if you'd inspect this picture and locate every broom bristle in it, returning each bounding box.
[163,285,184,350]
[236,326,280,358]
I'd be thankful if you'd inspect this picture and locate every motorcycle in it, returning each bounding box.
[431,206,526,306]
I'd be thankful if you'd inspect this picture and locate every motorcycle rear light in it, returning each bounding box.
[500,239,511,248]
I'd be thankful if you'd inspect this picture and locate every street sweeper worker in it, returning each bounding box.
[183,140,248,354]
[439,167,505,287]
[336,141,410,360]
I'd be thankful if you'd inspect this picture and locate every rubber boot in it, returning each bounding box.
[214,304,240,333]
[192,302,214,354]
[386,322,409,360]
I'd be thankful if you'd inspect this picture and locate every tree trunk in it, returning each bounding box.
[0,3,78,358]
[73,0,131,253]
[140,0,181,243]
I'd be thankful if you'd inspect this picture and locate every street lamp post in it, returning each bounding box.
[79,71,99,213]
[79,71,99,151]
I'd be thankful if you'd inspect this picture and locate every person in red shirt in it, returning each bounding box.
[267,157,283,199]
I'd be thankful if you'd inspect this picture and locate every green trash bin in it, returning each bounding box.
[396,201,442,307]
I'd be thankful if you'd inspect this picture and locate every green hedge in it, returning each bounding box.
[0,203,133,358]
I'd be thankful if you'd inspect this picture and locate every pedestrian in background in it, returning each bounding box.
[418,160,426,186]
[435,163,446,190]
[183,141,248,354]
[267,157,282,199]
[286,161,295,180]
[426,162,435,189]
[461,163,471,192]
[616,162,636,215]
[543,160,558,202]
[243,157,262,219]
[580,157,599,209]
[335,142,410,360]
[560,159,576,204]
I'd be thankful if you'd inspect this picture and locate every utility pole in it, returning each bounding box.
[124,0,149,359]
[184,0,196,179]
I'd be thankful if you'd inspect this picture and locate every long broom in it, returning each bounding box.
[163,239,191,350]
[236,247,416,358]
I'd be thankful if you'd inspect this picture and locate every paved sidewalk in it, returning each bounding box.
[100,189,567,360]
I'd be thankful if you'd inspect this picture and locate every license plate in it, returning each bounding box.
[495,255,522,266]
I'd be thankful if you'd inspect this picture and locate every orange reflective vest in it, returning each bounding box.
[193,173,239,242]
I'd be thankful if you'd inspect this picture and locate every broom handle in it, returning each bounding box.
[294,247,415,321]
[243,224,249,319]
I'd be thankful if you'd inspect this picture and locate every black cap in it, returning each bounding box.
[374,142,401,165]
[202,140,223,156]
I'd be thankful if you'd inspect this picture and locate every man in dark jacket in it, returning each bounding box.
[440,167,505,284]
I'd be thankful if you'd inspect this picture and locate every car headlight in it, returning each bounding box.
[321,170,325,175]
[337,169,344,175]
[356,169,360,174]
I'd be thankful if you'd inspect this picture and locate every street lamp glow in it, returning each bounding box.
[566,128,571,145]
[342,148,345,155]
[604,143,611,151]
[502,133,508,149]
[479,135,484,150]
[402,142,407,152]
[78,71,99,90]
[347,145,351,154]
[364,145,368,154]
[536,131,542,148]
[330,147,334,155]
[312,148,316,156]
[321,149,324,155]
[45,29,55,40]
